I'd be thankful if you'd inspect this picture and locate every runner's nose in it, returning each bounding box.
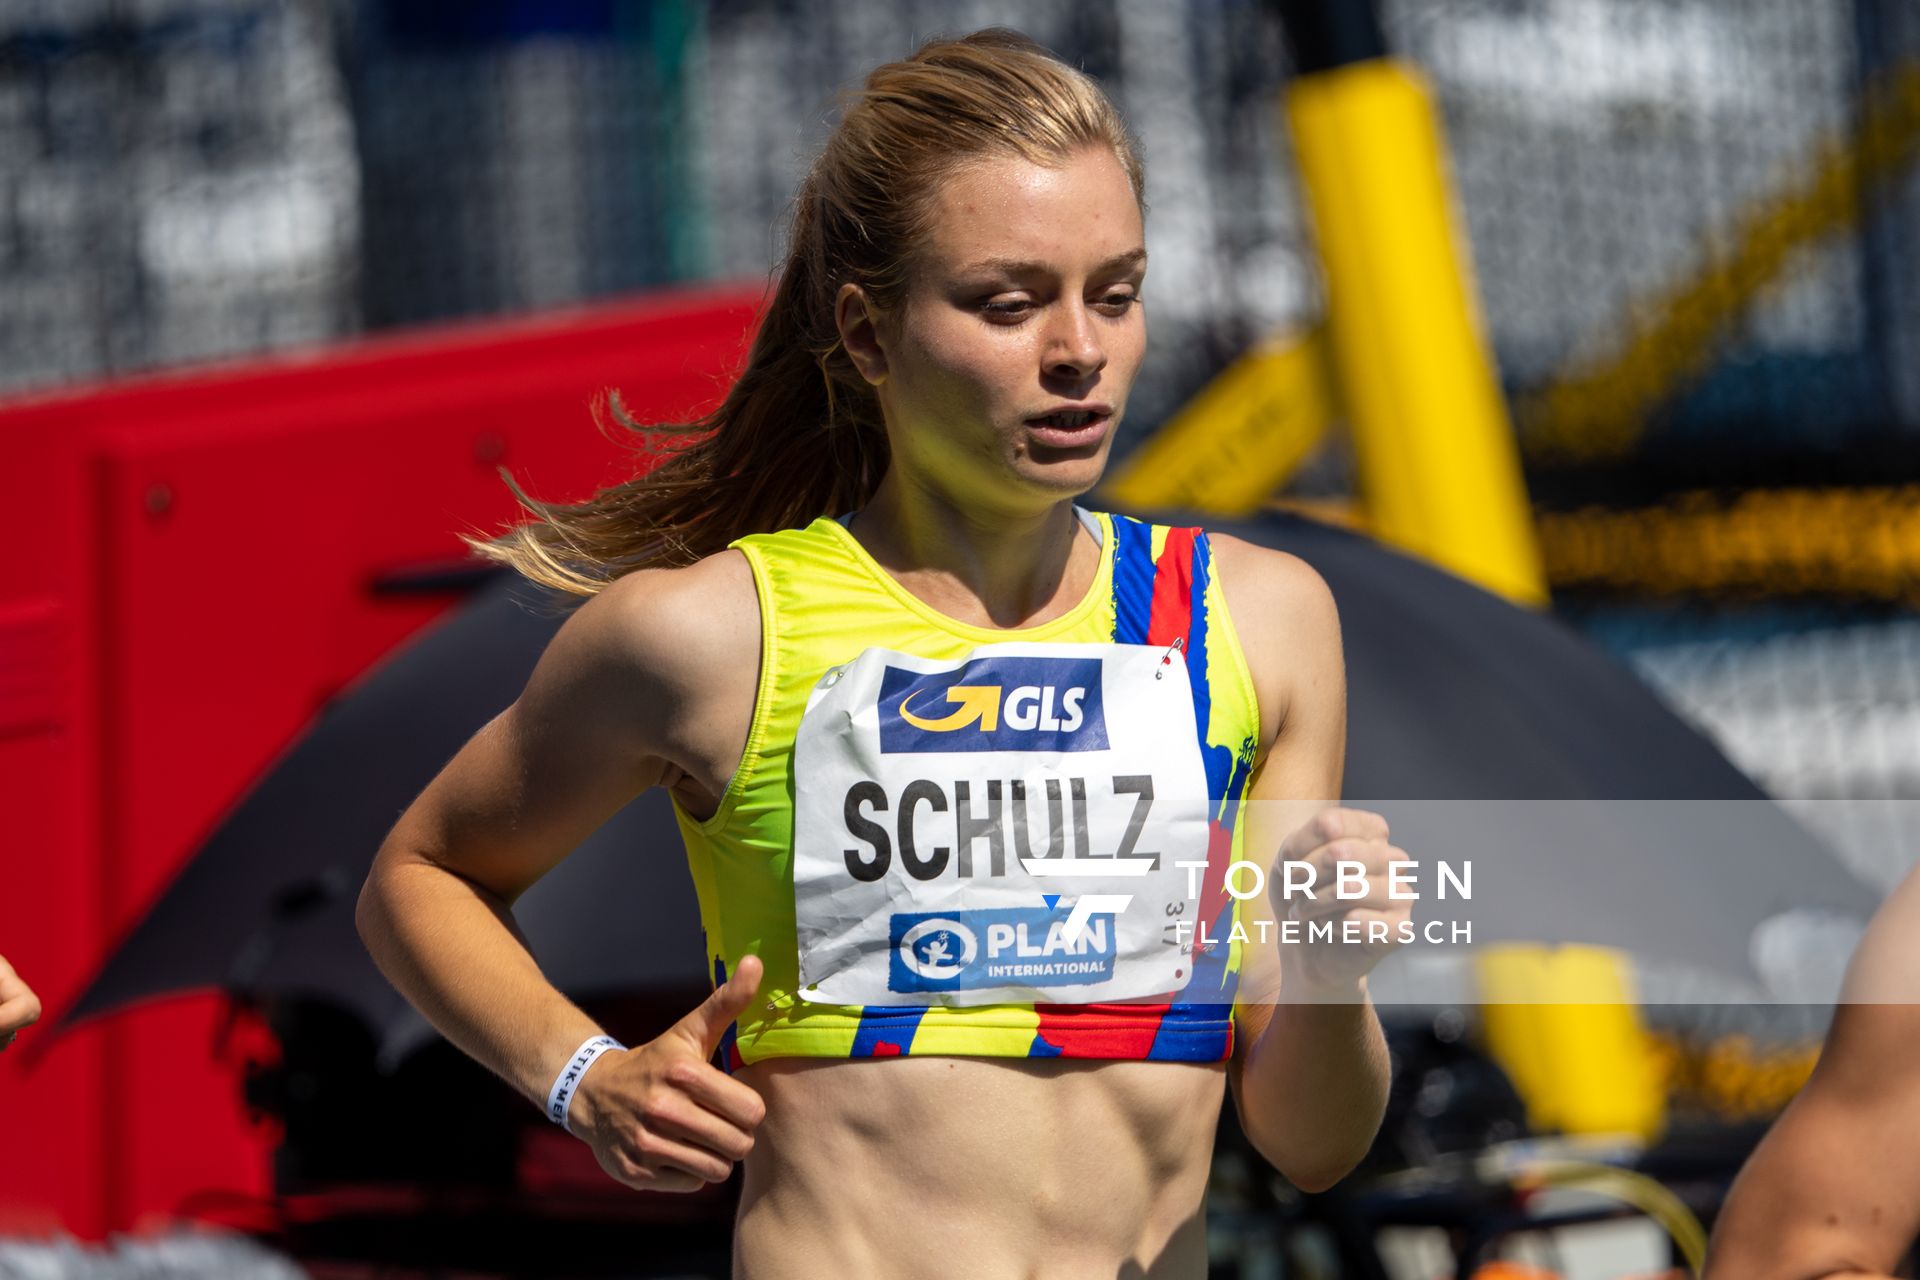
[1044,301,1106,383]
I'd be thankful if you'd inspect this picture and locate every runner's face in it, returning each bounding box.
[875,146,1147,508]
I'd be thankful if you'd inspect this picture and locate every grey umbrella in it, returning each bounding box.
[60,573,708,1061]
[58,510,1877,1056]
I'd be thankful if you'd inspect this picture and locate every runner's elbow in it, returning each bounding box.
[1236,1107,1368,1194]
[354,860,394,955]
[355,843,427,952]
[1275,1148,1364,1195]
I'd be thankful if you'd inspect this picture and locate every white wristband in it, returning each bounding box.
[546,1034,625,1134]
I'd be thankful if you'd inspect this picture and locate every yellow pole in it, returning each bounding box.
[1283,51,1546,605]
[1101,329,1336,516]
[1272,0,1653,1140]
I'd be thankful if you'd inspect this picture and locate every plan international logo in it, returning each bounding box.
[887,907,1118,993]
[877,655,1109,754]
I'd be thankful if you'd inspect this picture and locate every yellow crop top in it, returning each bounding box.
[669,509,1262,1067]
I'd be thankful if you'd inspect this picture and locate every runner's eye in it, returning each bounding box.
[981,295,1137,320]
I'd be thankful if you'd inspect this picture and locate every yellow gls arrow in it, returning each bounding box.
[898,686,1001,733]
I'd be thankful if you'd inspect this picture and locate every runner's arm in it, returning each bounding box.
[355,553,758,1112]
[1705,869,1920,1280]
[1213,539,1391,1192]
[1702,1001,1920,1280]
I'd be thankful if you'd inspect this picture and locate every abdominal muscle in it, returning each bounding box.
[729,1054,1227,1280]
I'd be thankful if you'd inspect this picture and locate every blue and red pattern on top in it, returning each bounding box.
[1027,516,1253,1062]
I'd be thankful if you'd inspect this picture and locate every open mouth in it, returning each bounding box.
[1025,408,1113,448]
[1031,410,1100,430]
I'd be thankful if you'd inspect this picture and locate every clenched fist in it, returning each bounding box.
[1272,807,1412,997]
[570,955,768,1192]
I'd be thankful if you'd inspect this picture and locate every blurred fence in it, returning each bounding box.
[6,0,1919,801]
[1614,613,1920,885]
[0,0,358,385]
[7,0,1918,463]
[1393,0,1920,476]
[11,0,1904,452]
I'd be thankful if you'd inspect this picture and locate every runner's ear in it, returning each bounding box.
[834,284,889,386]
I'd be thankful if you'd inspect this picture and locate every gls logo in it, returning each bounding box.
[878,655,1108,754]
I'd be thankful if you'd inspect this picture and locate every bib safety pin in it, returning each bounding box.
[1155,636,1186,679]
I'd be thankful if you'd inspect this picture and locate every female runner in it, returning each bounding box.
[358,29,1410,1279]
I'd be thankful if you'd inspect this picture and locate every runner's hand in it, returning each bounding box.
[570,955,767,1193]
[1272,807,1411,996]
[0,954,41,1052]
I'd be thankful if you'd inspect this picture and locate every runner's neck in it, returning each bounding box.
[835,504,1103,546]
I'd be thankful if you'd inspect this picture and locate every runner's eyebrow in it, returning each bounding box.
[954,248,1148,279]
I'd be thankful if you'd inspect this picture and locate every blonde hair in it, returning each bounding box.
[463,28,1144,596]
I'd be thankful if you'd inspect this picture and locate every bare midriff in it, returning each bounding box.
[731,1055,1227,1280]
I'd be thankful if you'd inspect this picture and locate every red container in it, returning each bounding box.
[0,285,762,1235]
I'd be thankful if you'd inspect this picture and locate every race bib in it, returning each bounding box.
[791,642,1213,1007]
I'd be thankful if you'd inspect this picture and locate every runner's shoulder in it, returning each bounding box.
[1204,532,1339,644]
[564,548,760,702]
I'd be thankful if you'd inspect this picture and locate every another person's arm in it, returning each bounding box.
[0,954,40,1051]
[1213,539,1396,1192]
[356,553,766,1192]
[1704,869,1920,1279]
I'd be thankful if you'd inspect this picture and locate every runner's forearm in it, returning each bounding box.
[1234,983,1389,1192]
[356,848,608,1110]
